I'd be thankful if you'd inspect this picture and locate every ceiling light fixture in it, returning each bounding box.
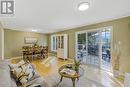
[78,2,90,11]
[32,29,37,32]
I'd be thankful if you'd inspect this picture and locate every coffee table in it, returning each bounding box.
[58,64,84,87]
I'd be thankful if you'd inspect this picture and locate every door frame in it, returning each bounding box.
[75,26,113,71]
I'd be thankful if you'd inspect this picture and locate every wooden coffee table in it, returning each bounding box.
[58,64,84,87]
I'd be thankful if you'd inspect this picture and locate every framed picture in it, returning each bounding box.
[24,37,38,44]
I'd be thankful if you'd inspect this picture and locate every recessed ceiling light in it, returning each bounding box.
[32,29,37,32]
[78,2,90,11]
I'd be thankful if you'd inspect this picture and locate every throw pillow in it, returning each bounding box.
[10,60,35,87]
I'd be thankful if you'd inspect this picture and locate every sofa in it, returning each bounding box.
[0,60,49,87]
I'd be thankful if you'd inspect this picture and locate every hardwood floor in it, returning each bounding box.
[11,56,73,76]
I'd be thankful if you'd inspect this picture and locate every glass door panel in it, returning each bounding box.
[53,37,56,50]
[58,36,60,48]
[56,36,58,50]
[61,36,64,48]
[77,33,87,63]
[87,31,100,66]
[51,36,57,51]
[101,28,112,71]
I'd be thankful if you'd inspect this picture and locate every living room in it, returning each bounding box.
[0,0,130,87]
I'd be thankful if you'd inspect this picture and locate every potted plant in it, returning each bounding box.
[33,41,38,47]
[74,60,81,73]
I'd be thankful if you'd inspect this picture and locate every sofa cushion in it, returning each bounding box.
[0,60,12,87]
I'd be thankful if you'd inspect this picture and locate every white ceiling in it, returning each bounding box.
[0,0,130,33]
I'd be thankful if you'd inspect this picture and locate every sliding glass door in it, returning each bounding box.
[87,30,100,67]
[101,28,112,71]
[76,27,112,71]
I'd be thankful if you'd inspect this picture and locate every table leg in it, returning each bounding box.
[77,77,79,81]
[60,76,63,82]
[57,76,63,86]
[71,78,76,87]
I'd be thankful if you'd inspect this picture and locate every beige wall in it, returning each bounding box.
[0,28,2,60]
[4,29,48,59]
[48,16,130,73]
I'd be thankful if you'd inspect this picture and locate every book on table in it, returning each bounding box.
[61,68,76,75]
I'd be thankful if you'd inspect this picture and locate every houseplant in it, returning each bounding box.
[33,41,38,47]
[74,60,81,73]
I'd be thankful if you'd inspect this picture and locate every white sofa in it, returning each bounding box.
[0,60,49,87]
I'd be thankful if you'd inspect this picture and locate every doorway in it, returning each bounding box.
[76,26,112,71]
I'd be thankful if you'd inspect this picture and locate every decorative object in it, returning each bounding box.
[74,60,81,73]
[112,41,121,77]
[24,37,38,44]
[33,40,38,47]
